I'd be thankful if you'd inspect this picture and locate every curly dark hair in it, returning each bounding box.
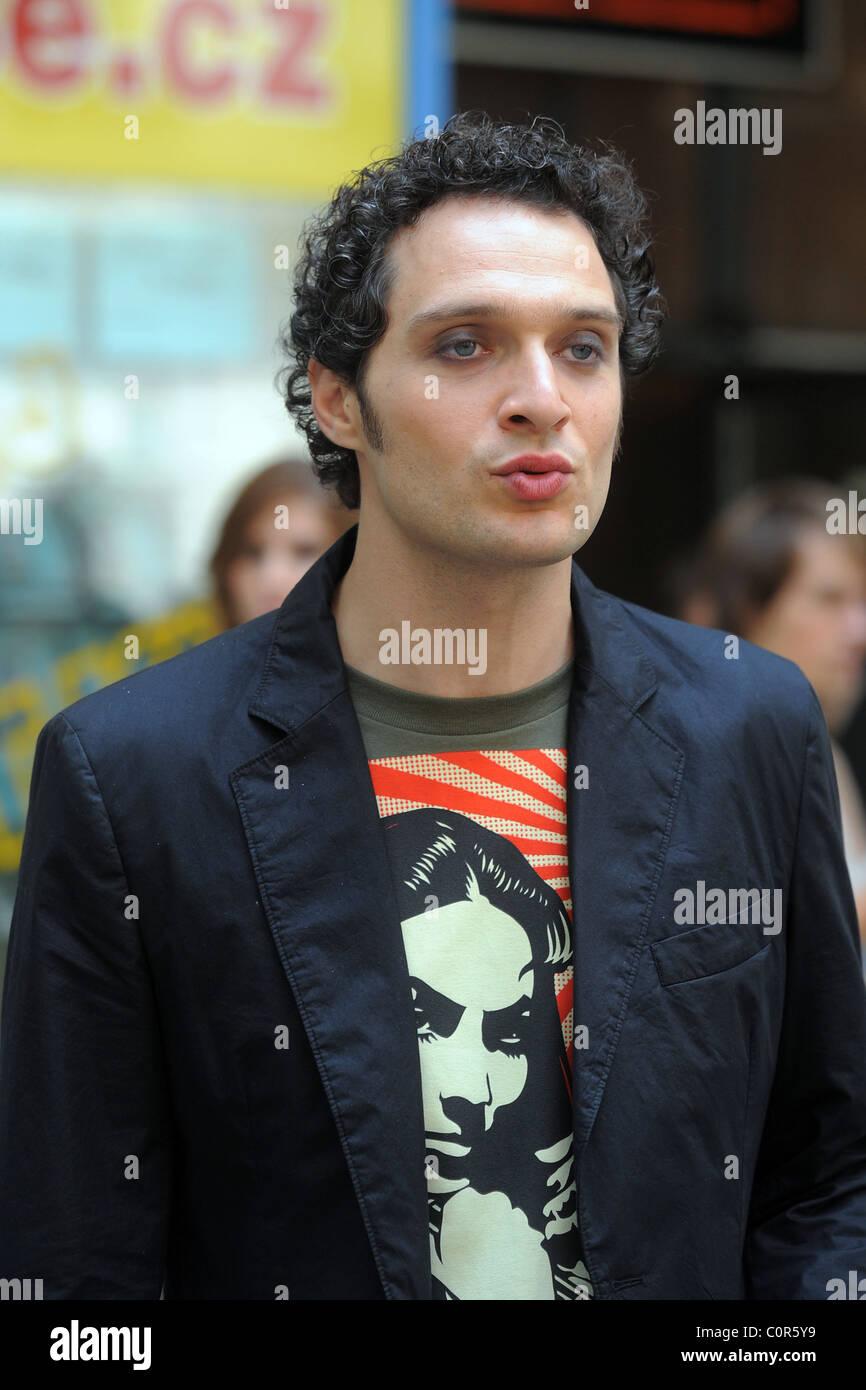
[278,110,666,510]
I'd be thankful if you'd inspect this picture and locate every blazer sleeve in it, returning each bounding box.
[0,711,173,1298]
[745,685,866,1299]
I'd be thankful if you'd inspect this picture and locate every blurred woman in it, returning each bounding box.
[209,457,355,630]
[676,478,866,954]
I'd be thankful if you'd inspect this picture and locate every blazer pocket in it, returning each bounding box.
[652,917,773,987]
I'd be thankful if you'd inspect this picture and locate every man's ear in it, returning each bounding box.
[308,359,362,451]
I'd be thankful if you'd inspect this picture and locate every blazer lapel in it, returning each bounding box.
[230,526,431,1300]
[566,567,684,1161]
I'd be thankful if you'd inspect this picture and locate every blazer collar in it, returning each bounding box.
[233,523,681,1299]
[249,521,660,735]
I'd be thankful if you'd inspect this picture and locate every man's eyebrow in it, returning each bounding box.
[406,299,623,334]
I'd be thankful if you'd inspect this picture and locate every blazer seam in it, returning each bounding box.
[785,687,817,907]
[245,687,349,754]
[57,712,133,893]
[572,629,685,1288]
[577,731,686,1287]
[585,581,664,706]
[741,1016,757,1248]
[55,711,175,1291]
[589,736,684,1111]
[56,706,175,1028]
[574,659,681,760]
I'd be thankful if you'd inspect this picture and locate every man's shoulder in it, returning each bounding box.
[593,582,816,726]
[42,607,281,755]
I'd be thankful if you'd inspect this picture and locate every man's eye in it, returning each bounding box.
[568,341,601,362]
[438,337,479,359]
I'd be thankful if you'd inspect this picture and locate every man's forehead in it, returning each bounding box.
[389,194,600,272]
[384,196,617,320]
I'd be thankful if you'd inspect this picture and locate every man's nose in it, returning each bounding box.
[497,344,571,434]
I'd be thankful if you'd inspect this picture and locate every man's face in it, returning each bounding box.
[746,528,866,732]
[333,194,623,569]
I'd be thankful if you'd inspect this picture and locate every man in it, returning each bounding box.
[1,112,865,1300]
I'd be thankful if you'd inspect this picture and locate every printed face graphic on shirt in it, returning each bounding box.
[378,803,590,1298]
[401,895,533,1169]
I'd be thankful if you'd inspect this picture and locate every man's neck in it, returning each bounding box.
[331,525,576,698]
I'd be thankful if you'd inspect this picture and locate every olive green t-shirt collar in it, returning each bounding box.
[342,657,574,737]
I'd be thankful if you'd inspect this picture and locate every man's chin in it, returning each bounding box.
[495,527,590,569]
[395,507,591,571]
[470,511,592,568]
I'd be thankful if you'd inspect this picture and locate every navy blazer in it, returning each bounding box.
[1,522,865,1300]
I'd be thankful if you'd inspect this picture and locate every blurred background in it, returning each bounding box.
[1,0,865,981]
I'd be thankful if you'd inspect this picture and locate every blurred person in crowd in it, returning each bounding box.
[676,480,866,954]
[209,457,355,629]
[2,113,865,1304]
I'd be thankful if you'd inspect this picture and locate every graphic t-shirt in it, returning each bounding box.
[344,658,593,1302]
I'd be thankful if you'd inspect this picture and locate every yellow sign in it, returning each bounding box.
[0,0,402,195]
